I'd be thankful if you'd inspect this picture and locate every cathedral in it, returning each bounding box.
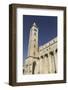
[23,22,57,75]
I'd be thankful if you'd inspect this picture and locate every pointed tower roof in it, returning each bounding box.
[33,22,37,27]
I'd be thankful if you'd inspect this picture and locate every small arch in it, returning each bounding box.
[41,55,43,59]
[44,54,48,57]
[49,51,54,55]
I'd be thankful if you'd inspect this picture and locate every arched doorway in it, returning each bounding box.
[32,61,36,74]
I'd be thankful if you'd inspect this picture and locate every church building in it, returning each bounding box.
[23,22,57,75]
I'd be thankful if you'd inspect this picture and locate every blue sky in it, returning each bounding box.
[23,15,57,61]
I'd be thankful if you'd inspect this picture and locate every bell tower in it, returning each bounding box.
[24,22,39,75]
[28,22,39,58]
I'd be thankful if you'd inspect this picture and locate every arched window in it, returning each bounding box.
[49,51,54,56]
[41,55,43,59]
[44,54,48,57]
[32,61,36,74]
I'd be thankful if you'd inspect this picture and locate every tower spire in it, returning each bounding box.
[32,22,38,28]
[33,22,36,26]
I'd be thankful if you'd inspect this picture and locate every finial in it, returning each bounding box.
[33,22,37,27]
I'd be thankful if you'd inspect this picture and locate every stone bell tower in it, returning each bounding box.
[24,22,39,75]
[28,22,39,58]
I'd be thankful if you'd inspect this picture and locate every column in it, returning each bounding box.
[48,51,55,73]
[54,49,57,73]
[34,58,40,74]
[40,55,44,74]
[28,64,33,74]
[43,54,49,74]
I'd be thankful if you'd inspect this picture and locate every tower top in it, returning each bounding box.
[32,22,37,28]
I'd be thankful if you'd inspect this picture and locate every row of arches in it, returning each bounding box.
[40,49,57,59]
[23,49,57,74]
[32,49,57,74]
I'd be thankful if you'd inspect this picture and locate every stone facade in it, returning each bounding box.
[23,22,57,75]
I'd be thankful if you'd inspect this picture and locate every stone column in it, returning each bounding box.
[48,51,55,73]
[48,52,52,73]
[40,55,44,74]
[43,54,49,74]
[54,49,57,73]
[24,64,29,75]
[34,58,40,74]
[51,52,55,73]
[28,64,33,74]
